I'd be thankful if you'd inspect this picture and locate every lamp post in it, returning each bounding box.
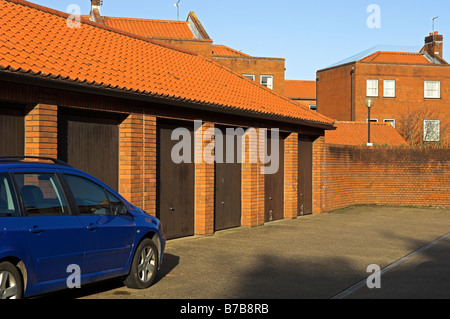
[364,97,375,146]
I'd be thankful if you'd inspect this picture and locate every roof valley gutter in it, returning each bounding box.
[0,71,335,131]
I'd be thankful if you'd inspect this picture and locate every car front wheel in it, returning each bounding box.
[0,261,23,299]
[123,238,158,289]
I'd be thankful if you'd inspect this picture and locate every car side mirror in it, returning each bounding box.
[112,203,127,216]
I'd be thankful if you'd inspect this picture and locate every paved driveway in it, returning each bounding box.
[49,205,450,299]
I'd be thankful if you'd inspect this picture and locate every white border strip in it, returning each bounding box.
[330,232,450,299]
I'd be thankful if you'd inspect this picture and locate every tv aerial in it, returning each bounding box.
[432,16,439,33]
[174,0,181,21]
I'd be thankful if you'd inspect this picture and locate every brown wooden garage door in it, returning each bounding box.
[215,125,241,231]
[157,120,194,240]
[0,103,24,156]
[298,138,313,215]
[58,108,122,190]
[264,131,285,222]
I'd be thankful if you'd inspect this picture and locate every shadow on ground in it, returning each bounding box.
[228,231,450,299]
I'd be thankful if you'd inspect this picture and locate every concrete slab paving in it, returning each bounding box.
[46,205,450,299]
[345,234,450,299]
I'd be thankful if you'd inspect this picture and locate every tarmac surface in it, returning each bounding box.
[48,205,450,299]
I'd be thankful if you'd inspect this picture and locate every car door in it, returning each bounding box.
[62,173,135,274]
[11,171,84,284]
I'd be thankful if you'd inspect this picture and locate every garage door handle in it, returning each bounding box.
[221,201,225,205]
[169,207,175,212]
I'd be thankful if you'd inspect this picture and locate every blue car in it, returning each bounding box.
[0,156,165,299]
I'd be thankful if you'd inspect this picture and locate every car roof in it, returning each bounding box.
[0,158,108,188]
[0,156,73,173]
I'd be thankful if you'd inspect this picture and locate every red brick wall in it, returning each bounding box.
[241,128,265,227]
[194,121,215,236]
[313,136,450,213]
[25,104,58,158]
[119,112,157,216]
[212,56,286,95]
[142,114,157,215]
[284,133,298,219]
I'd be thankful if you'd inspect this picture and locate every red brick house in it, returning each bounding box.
[87,1,287,95]
[317,32,450,145]
[0,0,335,239]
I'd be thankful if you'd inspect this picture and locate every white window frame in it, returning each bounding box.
[424,81,441,99]
[260,75,273,90]
[366,118,379,122]
[383,80,396,98]
[366,79,379,97]
[309,104,317,111]
[243,74,255,81]
[383,119,396,128]
[423,120,440,142]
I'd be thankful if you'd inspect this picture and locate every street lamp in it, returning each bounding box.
[364,97,375,146]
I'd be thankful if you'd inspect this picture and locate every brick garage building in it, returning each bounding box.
[0,0,335,239]
[317,32,450,145]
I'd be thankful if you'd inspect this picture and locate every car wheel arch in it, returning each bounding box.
[0,257,27,293]
[133,232,161,263]
[140,232,160,253]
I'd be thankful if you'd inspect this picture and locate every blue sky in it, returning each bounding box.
[30,1,450,80]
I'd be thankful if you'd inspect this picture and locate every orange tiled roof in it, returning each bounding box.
[291,100,311,108]
[325,122,407,146]
[102,17,195,39]
[284,80,316,100]
[212,45,251,57]
[0,0,334,128]
[358,51,432,64]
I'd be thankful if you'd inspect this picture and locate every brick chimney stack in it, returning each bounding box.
[423,31,443,58]
[90,0,104,24]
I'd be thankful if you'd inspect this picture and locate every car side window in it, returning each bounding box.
[0,174,19,217]
[106,190,127,216]
[13,173,69,216]
[64,174,113,215]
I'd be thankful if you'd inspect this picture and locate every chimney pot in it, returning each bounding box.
[423,31,443,59]
[90,0,104,24]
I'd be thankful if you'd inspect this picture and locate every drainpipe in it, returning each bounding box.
[316,75,319,112]
[350,66,355,121]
